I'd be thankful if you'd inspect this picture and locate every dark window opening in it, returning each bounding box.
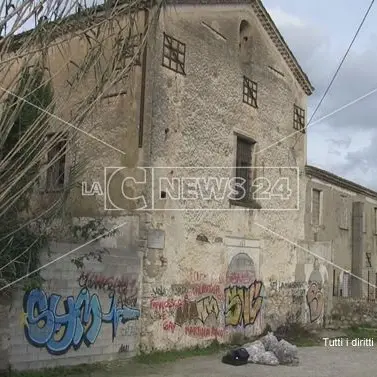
[235,136,254,201]
[293,104,305,133]
[366,252,372,268]
[45,133,67,192]
[243,76,257,108]
[162,33,186,75]
[312,189,321,226]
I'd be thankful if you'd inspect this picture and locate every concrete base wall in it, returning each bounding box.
[328,297,377,329]
[0,216,142,372]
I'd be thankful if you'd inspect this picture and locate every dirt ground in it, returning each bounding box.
[96,346,376,377]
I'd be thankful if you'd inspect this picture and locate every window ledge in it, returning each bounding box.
[229,199,261,209]
[339,226,349,231]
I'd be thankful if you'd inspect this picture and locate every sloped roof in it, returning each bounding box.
[170,0,314,95]
[4,0,314,95]
[306,165,377,199]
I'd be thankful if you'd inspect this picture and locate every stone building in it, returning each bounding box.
[0,0,317,371]
[305,165,377,300]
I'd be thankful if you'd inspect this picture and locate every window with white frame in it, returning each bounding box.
[311,188,322,226]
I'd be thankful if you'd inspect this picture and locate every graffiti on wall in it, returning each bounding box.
[174,295,220,326]
[306,259,324,323]
[224,253,264,328]
[149,271,224,338]
[78,271,138,306]
[23,288,140,355]
[224,281,263,326]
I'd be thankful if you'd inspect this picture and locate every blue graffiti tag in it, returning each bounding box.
[23,288,140,355]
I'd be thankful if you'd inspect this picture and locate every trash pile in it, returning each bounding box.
[222,332,299,367]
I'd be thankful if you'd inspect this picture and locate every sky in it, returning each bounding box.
[263,0,377,190]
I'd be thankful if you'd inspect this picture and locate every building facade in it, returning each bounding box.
[0,0,320,371]
[305,165,377,301]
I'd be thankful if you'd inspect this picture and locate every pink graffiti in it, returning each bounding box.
[184,326,224,338]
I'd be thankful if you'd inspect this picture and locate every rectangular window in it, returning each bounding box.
[374,208,377,234]
[342,272,350,297]
[339,196,349,229]
[235,136,254,201]
[243,76,258,108]
[311,188,322,226]
[45,133,67,192]
[366,252,372,268]
[293,104,305,133]
[332,270,338,296]
[162,33,186,75]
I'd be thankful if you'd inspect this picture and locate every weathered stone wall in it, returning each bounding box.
[264,280,306,329]
[139,3,310,351]
[328,297,377,329]
[140,238,266,350]
[0,217,142,372]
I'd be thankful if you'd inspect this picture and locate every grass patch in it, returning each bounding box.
[2,363,99,377]
[273,323,321,347]
[135,340,227,364]
[344,325,377,342]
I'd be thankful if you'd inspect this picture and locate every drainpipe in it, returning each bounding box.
[138,7,149,148]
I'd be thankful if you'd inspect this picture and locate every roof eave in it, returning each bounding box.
[252,0,314,95]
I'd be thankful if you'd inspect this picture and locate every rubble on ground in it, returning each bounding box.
[243,332,299,366]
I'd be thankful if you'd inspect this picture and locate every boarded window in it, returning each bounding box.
[339,196,348,229]
[235,137,254,200]
[312,189,321,226]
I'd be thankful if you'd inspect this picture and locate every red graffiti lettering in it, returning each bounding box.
[227,272,254,285]
[184,326,224,338]
[150,299,183,311]
[191,284,221,296]
[163,321,176,332]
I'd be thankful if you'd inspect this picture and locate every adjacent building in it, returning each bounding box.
[305,165,377,300]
